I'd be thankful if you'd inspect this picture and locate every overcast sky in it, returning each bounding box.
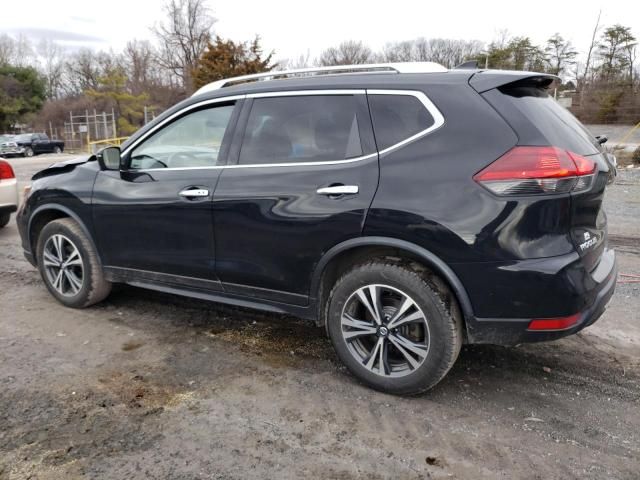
[1,0,638,62]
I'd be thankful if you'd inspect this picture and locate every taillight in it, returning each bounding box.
[0,159,15,180]
[474,146,596,196]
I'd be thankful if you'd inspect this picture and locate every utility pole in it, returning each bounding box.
[69,111,74,151]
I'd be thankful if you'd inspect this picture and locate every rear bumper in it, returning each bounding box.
[461,248,617,345]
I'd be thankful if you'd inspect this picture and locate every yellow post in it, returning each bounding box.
[618,121,640,146]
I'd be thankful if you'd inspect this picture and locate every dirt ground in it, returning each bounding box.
[1,155,639,480]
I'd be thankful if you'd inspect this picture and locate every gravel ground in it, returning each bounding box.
[1,155,639,479]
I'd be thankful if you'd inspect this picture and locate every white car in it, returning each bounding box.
[0,158,19,228]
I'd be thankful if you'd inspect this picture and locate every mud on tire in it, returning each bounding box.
[36,218,112,308]
[326,261,462,395]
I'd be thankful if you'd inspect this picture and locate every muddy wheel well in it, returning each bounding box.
[316,245,466,339]
[29,210,69,262]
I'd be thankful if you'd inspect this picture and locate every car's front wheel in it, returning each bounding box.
[23,147,34,157]
[36,218,111,308]
[0,212,10,228]
[326,262,462,395]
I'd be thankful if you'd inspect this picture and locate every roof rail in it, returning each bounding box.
[192,62,447,96]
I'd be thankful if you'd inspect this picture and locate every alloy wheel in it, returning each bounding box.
[340,284,430,377]
[43,234,84,297]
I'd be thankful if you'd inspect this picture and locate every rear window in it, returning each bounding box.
[368,94,434,151]
[239,95,362,164]
[498,86,600,156]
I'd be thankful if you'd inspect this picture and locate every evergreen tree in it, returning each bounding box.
[193,36,275,89]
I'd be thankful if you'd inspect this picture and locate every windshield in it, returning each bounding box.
[15,134,32,142]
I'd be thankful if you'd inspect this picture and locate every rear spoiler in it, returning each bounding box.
[469,71,559,93]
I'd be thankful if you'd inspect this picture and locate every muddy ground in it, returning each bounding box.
[1,155,639,479]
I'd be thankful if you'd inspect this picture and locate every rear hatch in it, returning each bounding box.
[475,75,614,272]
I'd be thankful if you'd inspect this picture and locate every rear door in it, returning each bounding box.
[212,91,378,304]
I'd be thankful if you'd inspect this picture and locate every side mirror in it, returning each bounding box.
[97,146,122,170]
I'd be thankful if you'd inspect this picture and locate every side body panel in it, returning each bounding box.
[213,158,379,303]
[19,161,100,256]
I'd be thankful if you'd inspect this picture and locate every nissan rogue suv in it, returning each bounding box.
[17,63,617,394]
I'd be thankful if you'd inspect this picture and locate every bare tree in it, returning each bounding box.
[37,39,65,99]
[0,34,15,66]
[381,38,483,68]
[152,0,216,92]
[319,40,373,66]
[62,49,117,96]
[625,42,637,83]
[381,40,414,62]
[582,10,601,88]
[277,50,312,70]
[0,34,35,67]
[122,40,159,94]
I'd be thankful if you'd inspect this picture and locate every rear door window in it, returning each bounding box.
[238,95,363,164]
[497,86,600,156]
[368,94,435,151]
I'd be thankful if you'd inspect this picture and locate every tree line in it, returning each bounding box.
[0,1,637,136]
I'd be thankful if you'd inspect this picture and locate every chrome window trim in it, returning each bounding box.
[133,153,379,172]
[367,89,445,157]
[125,89,444,172]
[247,89,366,98]
[121,95,245,157]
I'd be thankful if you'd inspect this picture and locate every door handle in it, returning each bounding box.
[317,185,359,196]
[179,187,209,198]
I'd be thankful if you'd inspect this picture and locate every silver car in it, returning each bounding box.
[0,158,19,228]
[0,135,25,157]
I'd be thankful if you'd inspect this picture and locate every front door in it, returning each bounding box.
[92,100,240,285]
[212,92,379,304]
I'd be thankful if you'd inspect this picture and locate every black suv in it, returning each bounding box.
[17,63,617,394]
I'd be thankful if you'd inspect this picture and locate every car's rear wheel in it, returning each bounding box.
[36,218,111,308]
[53,146,62,154]
[0,213,10,228]
[326,262,462,395]
[23,147,33,157]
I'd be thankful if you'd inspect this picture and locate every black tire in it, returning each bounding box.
[23,147,34,157]
[0,213,10,228]
[36,218,111,308]
[53,146,62,154]
[326,262,462,395]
